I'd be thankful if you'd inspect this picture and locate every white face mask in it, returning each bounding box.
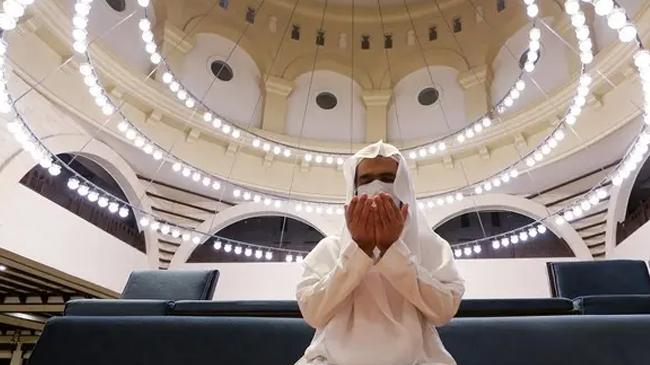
[356,180,401,208]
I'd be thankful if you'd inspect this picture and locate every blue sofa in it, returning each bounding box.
[548,260,650,314]
[29,314,650,365]
[64,269,219,316]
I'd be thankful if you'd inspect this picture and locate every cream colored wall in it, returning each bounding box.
[173,258,581,300]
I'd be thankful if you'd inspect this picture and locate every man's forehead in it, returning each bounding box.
[356,156,399,173]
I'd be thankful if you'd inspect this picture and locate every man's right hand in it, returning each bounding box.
[345,195,376,257]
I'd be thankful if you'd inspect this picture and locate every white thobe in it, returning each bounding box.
[295,236,465,365]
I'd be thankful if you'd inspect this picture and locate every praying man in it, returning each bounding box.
[295,141,465,365]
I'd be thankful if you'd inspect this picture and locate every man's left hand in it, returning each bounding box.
[374,193,409,253]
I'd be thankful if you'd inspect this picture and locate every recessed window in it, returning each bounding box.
[210,61,234,82]
[316,92,337,110]
[361,35,370,50]
[429,26,438,41]
[453,17,462,33]
[384,34,393,49]
[105,0,125,12]
[316,30,325,46]
[219,0,229,9]
[497,0,506,12]
[291,25,300,40]
[245,7,256,24]
[417,87,439,106]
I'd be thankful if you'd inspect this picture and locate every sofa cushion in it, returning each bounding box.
[29,315,650,365]
[64,299,172,316]
[457,298,576,317]
[548,260,650,299]
[121,270,219,300]
[171,300,301,317]
[574,295,650,314]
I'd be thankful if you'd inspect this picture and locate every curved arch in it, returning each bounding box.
[0,133,158,268]
[279,50,374,89]
[169,202,340,267]
[421,193,591,258]
[605,153,647,256]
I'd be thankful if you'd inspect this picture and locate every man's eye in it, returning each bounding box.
[381,177,395,183]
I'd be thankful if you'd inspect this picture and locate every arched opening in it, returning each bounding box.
[617,157,650,243]
[187,215,324,262]
[19,154,145,253]
[434,210,573,259]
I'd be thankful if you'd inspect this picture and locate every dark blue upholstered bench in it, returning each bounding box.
[548,260,650,314]
[65,270,219,316]
[29,314,650,365]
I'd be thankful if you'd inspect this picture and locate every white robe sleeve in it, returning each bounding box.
[375,238,465,326]
[296,237,374,329]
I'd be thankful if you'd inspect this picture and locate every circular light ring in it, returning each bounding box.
[127,4,591,203]
[135,5,541,163]
[7,0,648,251]
[83,0,580,205]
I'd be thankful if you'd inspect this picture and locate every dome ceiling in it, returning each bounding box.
[73,0,578,146]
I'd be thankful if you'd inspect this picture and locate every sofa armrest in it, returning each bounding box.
[65,299,173,316]
[574,295,650,315]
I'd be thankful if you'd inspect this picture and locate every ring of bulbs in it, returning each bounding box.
[2,0,648,261]
[132,0,542,166]
[79,0,578,209]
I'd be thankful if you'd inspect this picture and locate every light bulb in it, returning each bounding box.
[515,80,526,91]
[244,248,252,257]
[137,0,150,6]
[529,28,541,41]
[580,52,594,65]
[564,0,580,15]
[48,164,62,176]
[464,247,472,256]
[618,24,637,43]
[118,207,129,218]
[149,221,160,231]
[87,191,99,202]
[202,177,211,187]
[67,178,80,190]
[607,8,626,30]
[454,249,462,258]
[510,235,519,244]
[139,216,150,227]
[212,181,221,190]
[571,12,586,27]
[0,13,16,30]
[77,185,89,197]
[594,0,614,16]
[255,250,263,259]
[192,236,201,244]
[108,202,119,214]
[213,241,222,250]
[265,251,273,260]
[526,4,539,17]
[150,53,161,64]
[285,254,293,262]
[492,240,501,249]
[138,19,151,31]
[537,225,547,234]
[182,167,191,177]
[98,197,109,208]
[633,50,650,69]
[501,237,510,247]
[473,245,481,254]
[224,244,232,253]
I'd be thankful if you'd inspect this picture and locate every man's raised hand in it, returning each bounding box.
[345,195,376,257]
[374,193,408,253]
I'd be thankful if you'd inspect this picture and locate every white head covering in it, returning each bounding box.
[339,140,458,275]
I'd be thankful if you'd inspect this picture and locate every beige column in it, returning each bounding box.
[155,22,195,81]
[458,65,491,122]
[10,343,21,365]
[362,89,392,143]
[261,76,294,134]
